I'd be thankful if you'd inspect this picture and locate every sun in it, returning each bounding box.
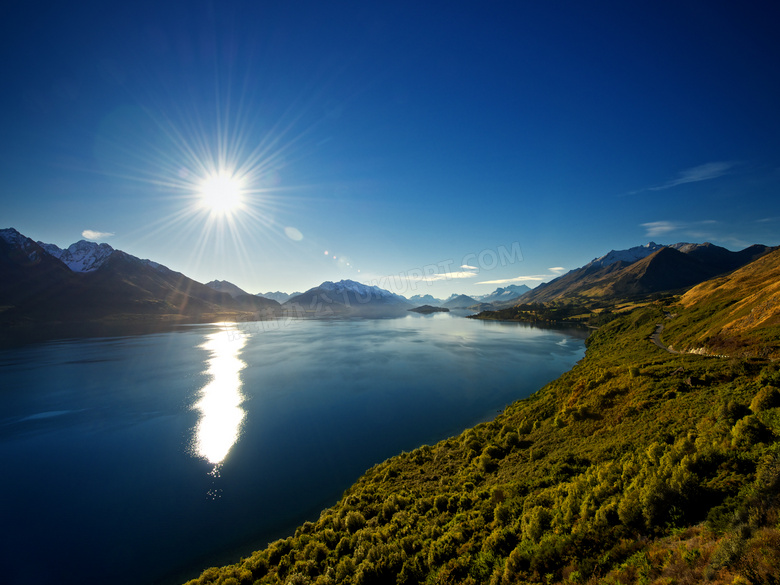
[198,171,245,215]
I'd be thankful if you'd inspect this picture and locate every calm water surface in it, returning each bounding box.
[0,314,586,585]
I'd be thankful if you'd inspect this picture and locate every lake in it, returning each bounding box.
[0,314,586,585]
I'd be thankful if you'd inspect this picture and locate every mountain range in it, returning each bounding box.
[0,228,280,339]
[256,290,302,303]
[404,285,530,308]
[518,241,775,304]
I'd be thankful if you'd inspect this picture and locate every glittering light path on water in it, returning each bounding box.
[192,325,248,467]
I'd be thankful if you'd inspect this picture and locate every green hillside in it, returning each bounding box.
[184,299,780,584]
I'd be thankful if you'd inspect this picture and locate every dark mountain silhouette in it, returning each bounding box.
[0,228,280,331]
[206,279,250,298]
[0,230,76,309]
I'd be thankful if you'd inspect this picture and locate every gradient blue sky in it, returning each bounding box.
[2,1,779,297]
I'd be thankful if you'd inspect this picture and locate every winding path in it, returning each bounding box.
[650,323,680,354]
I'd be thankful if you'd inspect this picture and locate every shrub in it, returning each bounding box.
[427,531,460,566]
[721,400,750,424]
[503,431,521,449]
[732,416,769,449]
[304,541,328,563]
[501,547,527,585]
[334,557,356,582]
[397,555,425,585]
[382,498,398,521]
[478,453,497,473]
[268,539,292,564]
[345,511,366,533]
[434,494,449,512]
[494,502,512,526]
[750,386,780,413]
[484,444,504,459]
[522,506,552,542]
[617,489,643,529]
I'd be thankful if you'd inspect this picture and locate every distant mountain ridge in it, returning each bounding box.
[442,294,479,309]
[520,241,776,304]
[405,285,530,309]
[583,241,667,270]
[206,280,250,298]
[285,279,411,317]
[477,284,531,303]
[258,291,302,303]
[407,294,445,306]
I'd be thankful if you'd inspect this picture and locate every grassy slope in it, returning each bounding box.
[184,301,780,584]
[664,248,780,360]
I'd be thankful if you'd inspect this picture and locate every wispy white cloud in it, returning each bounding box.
[640,220,719,239]
[460,264,478,270]
[475,275,550,285]
[82,229,114,241]
[476,266,567,286]
[425,270,478,281]
[649,161,736,191]
[641,221,681,237]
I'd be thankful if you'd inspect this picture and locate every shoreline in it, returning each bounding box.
[0,313,276,349]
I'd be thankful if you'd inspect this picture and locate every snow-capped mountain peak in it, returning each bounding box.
[1,227,28,247]
[407,294,445,306]
[584,242,666,270]
[37,239,116,272]
[321,279,383,296]
[476,284,531,303]
[1,227,43,263]
[318,279,408,303]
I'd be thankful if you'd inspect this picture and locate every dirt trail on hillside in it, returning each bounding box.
[650,323,680,354]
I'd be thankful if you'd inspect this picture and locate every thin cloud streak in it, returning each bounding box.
[424,270,478,281]
[649,161,736,191]
[475,275,547,285]
[641,221,681,237]
[640,219,727,242]
[476,265,570,286]
[476,273,556,285]
[641,219,719,239]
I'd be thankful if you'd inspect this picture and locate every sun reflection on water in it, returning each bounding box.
[192,325,248,466]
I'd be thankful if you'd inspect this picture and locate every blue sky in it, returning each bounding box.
[2,1,779,298]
